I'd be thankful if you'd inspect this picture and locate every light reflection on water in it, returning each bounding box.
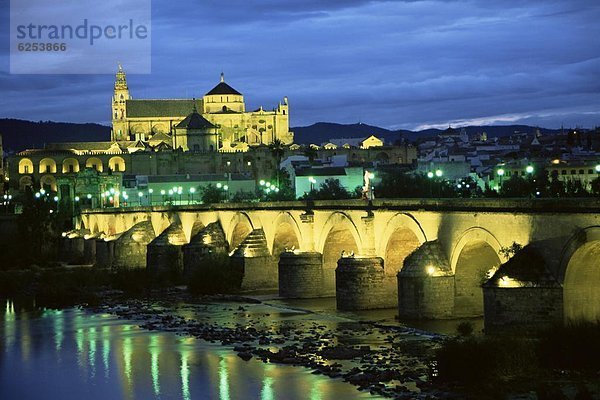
[0,299,381,399]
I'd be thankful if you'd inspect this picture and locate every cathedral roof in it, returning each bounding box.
[126,99,202,118]
[205,74,242,96]
[175,109,216,130]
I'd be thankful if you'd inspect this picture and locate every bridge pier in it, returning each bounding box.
[278,251,323,298]
[60,231,88,264]
[113,221,156,270]
[83,236,97,265]
[147,222,187,279]
[230,228,278,291]
[182,222,228,279]
[95,238,114,269]
[336,257,391,310]
[483,245,563,332]
[397,241,454,319]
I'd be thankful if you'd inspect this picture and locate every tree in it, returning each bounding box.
[376,171,456,198]
[303,146,318,162]
[500,175,531,197]
[15,188,61,266]
[262,168,296,201]
[548,170,565,197]
[565,179,589,197]
[591,177,600,196]
[269,139,286,187]
[200,184,226,204]
[230,190,256,203]
[310,179,352,200]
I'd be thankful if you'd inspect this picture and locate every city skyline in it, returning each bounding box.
[0,0,599,130]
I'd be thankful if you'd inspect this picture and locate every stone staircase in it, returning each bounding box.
[231,228,270,257]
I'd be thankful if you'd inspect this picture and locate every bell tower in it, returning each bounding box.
[112,63,131,141]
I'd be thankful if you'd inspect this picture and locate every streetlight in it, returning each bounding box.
[497,168,505,191]
[526,165,534,174]
[426,172,434,197]
[435,169,443,177]
[189,187,196,204]
[595,164,600,173]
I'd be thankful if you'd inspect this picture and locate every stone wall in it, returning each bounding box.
[278,252,323,298]
[182,222,228,279]
[231,255,278,291]
[398,276,454,319]
[112,221,155,270]
[336,257,391,310]
[483,287,563,333]
[94,239,114,269]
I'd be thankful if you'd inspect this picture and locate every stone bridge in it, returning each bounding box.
[67,198,600,331]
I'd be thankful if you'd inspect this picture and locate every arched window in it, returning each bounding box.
[18,158,34,174]
[62,158,80,173]
[108,156,126,172]
[86,157,103,172]
[39,158,57,174]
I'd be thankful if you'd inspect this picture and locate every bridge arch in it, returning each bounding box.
[559,226,600,323]
[317,212,362,295]
[317,212,362,256]
[451,227,503,317]
[379,213,426,275]
[269,212,302,257]
[226,212,254,252]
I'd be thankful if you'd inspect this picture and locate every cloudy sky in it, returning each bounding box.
[0,0,599,130]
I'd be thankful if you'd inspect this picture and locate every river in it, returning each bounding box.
[1,298,387,400]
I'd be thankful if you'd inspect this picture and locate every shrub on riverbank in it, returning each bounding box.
[435,322,600,398]
[186,253,241,295]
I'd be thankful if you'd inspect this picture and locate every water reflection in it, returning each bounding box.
[0,299,379,399]
[180,348,191,400]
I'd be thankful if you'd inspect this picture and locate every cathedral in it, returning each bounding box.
[111,65,293,151]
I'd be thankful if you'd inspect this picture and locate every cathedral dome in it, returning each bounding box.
[205,73,242,96]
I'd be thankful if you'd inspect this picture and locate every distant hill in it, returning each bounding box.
[292,122,564,144]
[0,118,568,153]
[0,119,110,153]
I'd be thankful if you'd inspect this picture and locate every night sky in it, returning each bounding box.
[0,0,599,130]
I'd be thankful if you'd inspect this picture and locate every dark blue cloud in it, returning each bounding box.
[0,0,598,130]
